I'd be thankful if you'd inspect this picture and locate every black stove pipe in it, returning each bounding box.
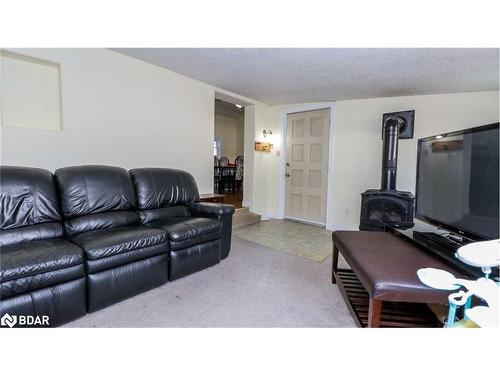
[381,116,404,190]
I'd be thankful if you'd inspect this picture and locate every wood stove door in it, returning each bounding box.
[285,109,330,225]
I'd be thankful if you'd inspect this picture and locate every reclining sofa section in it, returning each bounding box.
[0,165,235,326]
[129,168,234,280]
[54,165,170,313]
[0,167,87,326]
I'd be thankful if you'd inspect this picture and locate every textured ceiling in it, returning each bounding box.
[111,48,499,105]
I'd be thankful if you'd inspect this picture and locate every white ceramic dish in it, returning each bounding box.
[417,268,460,290]
[456,239,500,268]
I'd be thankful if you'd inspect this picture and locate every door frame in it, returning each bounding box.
[278,102,336,228]
[214,91,253,206]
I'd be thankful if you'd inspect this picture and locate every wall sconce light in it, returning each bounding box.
[263,129,273,138]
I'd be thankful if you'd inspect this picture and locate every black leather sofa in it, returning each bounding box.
[129,168,234,280]
[0,167,87,326]
[0,165,235,327]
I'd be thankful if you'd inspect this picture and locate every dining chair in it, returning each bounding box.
[235,155,244,192]
[219,156,229,166]
[214,156,220,192]
[218,156,235,194]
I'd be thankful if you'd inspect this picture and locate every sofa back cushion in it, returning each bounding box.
[54,165,139,235]
[0,166,63,246]
[129,168,199,224]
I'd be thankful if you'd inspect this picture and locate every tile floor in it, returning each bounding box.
[233,219,335,262]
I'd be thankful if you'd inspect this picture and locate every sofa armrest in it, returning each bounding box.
[189,202,235,260]
[189,202,235,217]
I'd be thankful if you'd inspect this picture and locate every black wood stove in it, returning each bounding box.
[359,110,416,231]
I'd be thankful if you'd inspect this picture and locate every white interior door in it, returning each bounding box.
[285,109,330,225]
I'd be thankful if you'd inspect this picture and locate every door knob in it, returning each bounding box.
[285,173,290,177]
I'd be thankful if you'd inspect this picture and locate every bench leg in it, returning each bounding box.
[368,299,383,328]
[332,244,339,284]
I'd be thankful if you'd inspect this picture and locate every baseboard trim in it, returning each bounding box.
[284,216,325,227]
[326,223,357,231]
[242,200,252,209]
[261,211,280,220]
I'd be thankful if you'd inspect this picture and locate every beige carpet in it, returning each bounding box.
[233,219,333,262]
[64,237,355,327]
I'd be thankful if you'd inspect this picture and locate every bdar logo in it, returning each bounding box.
[1,313,17,328]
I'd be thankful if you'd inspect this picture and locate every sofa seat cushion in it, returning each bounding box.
[69,226,168,273]
[149,217,222,250]
[0,239,85,299]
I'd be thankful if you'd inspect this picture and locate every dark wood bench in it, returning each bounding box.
[331,231,464,328]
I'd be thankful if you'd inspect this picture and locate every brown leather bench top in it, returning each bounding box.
[332,230,465,304]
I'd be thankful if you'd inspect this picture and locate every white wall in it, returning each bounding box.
[245,91,499,229]
[1,50,62,130]
[0,49,273,197]
[330,91,499,229]
[0,48,216,192]
[242,104,255,208]
[214,114,244,162]
[250,104,282,217]
[1,50,497,223]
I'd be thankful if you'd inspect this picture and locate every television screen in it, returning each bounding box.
[416,123,499,240]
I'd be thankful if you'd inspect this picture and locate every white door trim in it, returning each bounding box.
[278,102,336,229]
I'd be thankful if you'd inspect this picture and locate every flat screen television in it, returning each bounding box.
[416,123,499,241]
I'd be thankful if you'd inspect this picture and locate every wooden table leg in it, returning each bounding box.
[332,244,339,284]
[368,299,383,328]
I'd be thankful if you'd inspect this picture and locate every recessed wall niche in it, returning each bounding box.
[1,50,62,130]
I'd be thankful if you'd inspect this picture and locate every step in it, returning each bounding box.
[234,206,249,214]
[232,211,261,230]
